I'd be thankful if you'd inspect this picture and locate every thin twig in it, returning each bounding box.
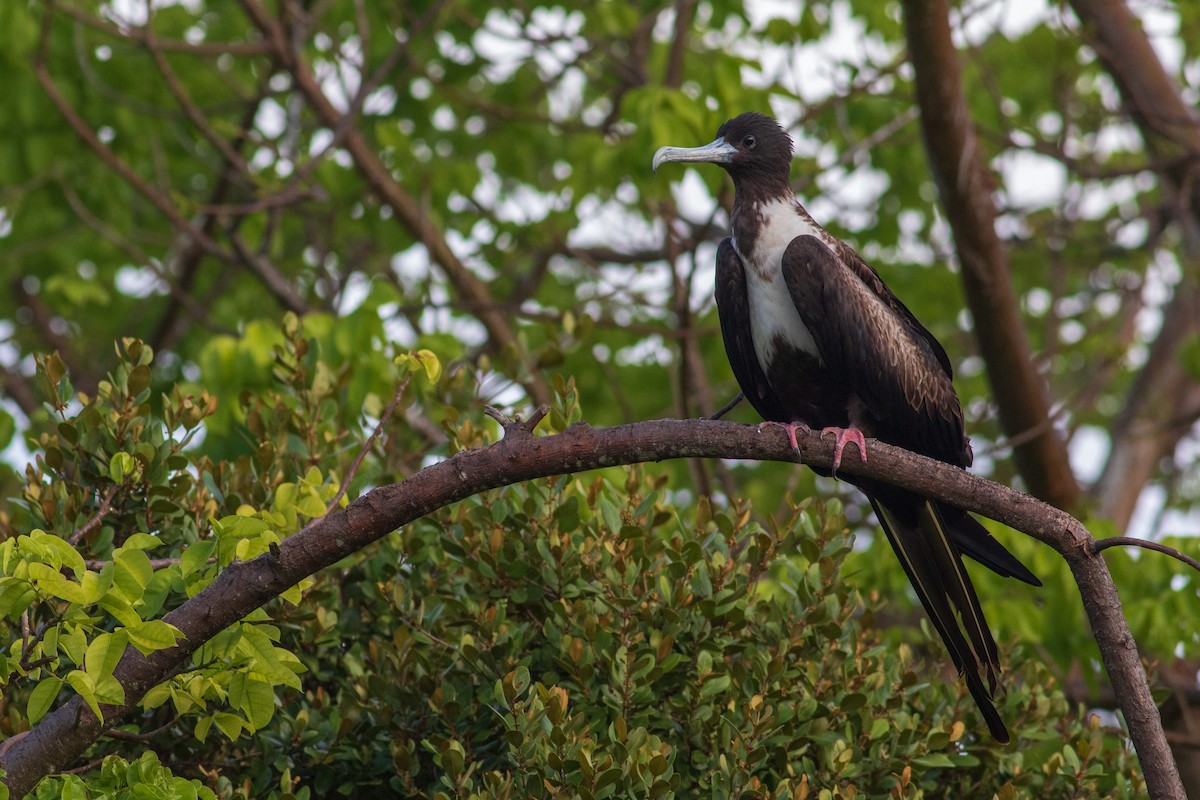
[1092,537,1200,574]
[51,2,271,56]
[103,717,180,742]
[143,18,254,174]
[20,611,31,664]
[323,376,412,515]
[6,657,57,686]
[709,392,744,421]
[57,757,106,776]
[59,186,236,336]
[68,486,120,546]
[83,557,187,572]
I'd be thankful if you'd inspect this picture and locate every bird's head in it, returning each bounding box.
[652,112,793,185]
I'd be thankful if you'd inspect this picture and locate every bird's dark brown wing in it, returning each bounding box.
[778,233,1038,742]
[714,238,786,422]
[780,234,968,466]
[833,240,955,379]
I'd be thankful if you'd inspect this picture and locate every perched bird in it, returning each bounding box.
[653,112,1039,743]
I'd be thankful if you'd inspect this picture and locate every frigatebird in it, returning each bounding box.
[653,112,1039,743]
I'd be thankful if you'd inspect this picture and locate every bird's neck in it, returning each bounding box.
[731,184,819,255]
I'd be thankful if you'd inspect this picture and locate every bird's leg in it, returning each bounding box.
[758,420,811,453]
[820,426,867,474]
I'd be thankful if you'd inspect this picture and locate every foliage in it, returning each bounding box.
[35,753,215,800]
[0,337,1147,797]
[250,465,1144,800]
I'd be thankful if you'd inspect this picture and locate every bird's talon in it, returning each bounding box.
[759,420,810,453]
[821,426,867,475]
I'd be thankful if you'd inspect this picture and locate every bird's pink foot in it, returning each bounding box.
[821,426,867,474]
[758,420,811,453]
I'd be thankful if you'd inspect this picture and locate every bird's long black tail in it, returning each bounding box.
[869,495,1011,743]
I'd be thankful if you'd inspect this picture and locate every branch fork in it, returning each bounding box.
[484,404,549,440]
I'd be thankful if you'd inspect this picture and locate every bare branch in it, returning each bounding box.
[83,557,187,572]
[1069,0,1200,529]
[238,0,553,408]
[1091,536,1200,574]
[59,186,237,339]
[68,485,120,546]
[36,8,305,323]
[141,18,254,175]
[0,365,41,417]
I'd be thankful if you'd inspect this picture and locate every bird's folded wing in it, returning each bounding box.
[780,235,968,466]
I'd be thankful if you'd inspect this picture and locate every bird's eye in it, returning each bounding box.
[742,135,757,149]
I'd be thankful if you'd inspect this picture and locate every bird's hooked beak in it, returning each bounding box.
[652,137,737,173]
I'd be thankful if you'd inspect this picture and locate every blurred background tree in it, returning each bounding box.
[0,0,1197,795]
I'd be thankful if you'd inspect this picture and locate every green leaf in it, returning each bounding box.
[29,563,83,604]
[78,569,109,605]
[230,673,276,730]
[116,533,163,552]
[295,489,328,518]
[700,673,731,698]
[0,577,37,619]
[194,715,213,744]
[397,349,441,383]
[27,531,87,577]
[113,549,154,599]
[127,620,184,655]
[109,452,137,483]
[99,591,143,628]
[212,712,244,741]
[28,676,63,723]
[66,670,102,723]
[181,539,217,577]
[237,626,302,689]
[84,631,128,684]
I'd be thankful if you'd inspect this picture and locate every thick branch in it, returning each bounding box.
[0,419,1181,798]
[1068,0,1200,156]
[901,0,1081,511]
[1070,0,1200,530]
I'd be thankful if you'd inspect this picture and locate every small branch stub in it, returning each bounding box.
[485,405,549,439]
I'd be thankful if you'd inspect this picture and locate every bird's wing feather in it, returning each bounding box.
[781,235,968,465]
[834,241,956,379]
[715,238,785,421]
[940,505,1042,586]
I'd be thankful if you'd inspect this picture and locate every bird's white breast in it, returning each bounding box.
[733,197,838,374]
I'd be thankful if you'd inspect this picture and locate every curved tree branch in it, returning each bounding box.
[1091,536,1200,575]
[901,0,1082,512]
[0,417,1183,798]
